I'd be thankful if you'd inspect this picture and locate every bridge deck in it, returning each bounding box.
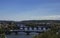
[10,30,45,33]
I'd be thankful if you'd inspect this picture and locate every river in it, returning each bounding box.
[6,32,39,38]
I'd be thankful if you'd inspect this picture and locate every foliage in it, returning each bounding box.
[0,34,6,38]
[34,30,60,38]
[0,26,5,38]
[34,23,60,38]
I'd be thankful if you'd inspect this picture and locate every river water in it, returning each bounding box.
[6,32,39,38]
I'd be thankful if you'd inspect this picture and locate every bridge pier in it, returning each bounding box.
[31,27,34,30]
[25,31,30,35]
[23,27,25,30]
[26,33,30,35]
[41,27,43,30]
[14,31,18,35]
[36,27,39,30]
[27,27,30,30]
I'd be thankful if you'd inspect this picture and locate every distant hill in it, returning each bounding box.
[20,20,60,24]
[0,20,15,24]
[0,20,60,24]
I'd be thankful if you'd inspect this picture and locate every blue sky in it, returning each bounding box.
[0,0,60,21]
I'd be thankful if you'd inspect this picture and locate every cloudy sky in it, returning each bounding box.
[0,0,60,21]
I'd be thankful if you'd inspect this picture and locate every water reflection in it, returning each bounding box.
[6,32,38,38]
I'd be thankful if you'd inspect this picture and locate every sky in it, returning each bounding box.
[0,0,60,21]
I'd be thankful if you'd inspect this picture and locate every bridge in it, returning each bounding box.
[5,25,50,35]
[9,30,45,35]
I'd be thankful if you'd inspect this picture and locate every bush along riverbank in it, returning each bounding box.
[0,26,6,38]
[34,25,60,38]
[0,34,6,38]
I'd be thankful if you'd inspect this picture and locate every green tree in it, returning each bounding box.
[0,25,6,38]
[34,30,59,38]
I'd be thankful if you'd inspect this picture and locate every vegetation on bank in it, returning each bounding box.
[34,30,60,38]
[0,26,5,38]
[0,22,18,38]
[34,23,60,38]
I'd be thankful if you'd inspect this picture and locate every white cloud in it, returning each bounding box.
[19,15,60,21]
[0,15,60,21]
[39,15,60,20]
